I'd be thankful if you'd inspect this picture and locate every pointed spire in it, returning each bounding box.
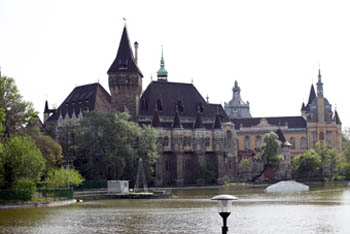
[194,110,203,129]
[213,108,222,129]
[276,129,287,144]
[107,25,143,76]
[317,68,323,97]
[301,102,306,111]
[44,100,49,113]
[307,84,316,106]
[157,46,168,81]
[151,109,161,128]
[172,110,182,129]
[334,110,342,125]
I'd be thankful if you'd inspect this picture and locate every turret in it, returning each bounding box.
[157,47,168,81]
[108,25,143,120]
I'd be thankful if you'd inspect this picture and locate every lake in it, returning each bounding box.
[0,184,349,234]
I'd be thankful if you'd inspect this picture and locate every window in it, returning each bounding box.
[289,137,296,149]
[177,100,184,112]
[255,136,262,149]
[163,136,169,146]
[156,99,163,111]
[244,136,250,150]
[312,132,317,147]
[226,131,233,149]
[319,132,324,141]
[300,137,307,149]
[327,132,332,146]
[236,139,239,150]
[205,137,210,147]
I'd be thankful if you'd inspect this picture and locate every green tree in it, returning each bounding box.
[314,142,340,180]
[0,76,36,139]
[292,149,322,180]
[0,136,46,189]
[252,132,282,181]
[31,134,63,174]
[43,167,84,188]
[73,111,158,184]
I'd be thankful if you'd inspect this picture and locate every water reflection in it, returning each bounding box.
[0,185,349,234]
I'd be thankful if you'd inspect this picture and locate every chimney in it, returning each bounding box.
[134,41,139,64]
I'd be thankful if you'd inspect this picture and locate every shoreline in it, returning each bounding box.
[0,199,77,210]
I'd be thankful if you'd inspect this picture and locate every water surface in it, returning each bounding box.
[0,184,349,234]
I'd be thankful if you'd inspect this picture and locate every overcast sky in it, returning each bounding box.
[1,0,350,128]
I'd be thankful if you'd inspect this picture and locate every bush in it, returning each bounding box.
[43,167,84,188]
[38,188,74,200]
[0,178,36,202]
[344,163,350,180]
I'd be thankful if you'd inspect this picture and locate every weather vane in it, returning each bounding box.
[123,17,126,26]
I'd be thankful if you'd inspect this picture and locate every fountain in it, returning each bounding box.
[264,180,309,193]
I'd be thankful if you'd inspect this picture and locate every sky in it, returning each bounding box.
[1,0,350,128]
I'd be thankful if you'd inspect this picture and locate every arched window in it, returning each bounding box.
[244,136,250,150]
[236,139,240,150]
[255,136,262,149]
[289,137,296,149]
[300,136,307,149]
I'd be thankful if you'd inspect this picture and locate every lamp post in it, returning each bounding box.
[211,194,238,234]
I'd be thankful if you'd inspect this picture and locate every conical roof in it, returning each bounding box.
[193,111,203,129]
[307,84,316,106]
[172,111,182,128]
[151,110,161,128]
[334,110,342,125]
[44,100,49,113]
[213,109,222,129]
[107,26,143,76]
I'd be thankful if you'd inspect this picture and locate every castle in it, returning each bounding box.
[44,25,342,186]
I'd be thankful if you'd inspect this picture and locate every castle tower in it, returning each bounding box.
[317,69,325,123]
[108,25,143,120]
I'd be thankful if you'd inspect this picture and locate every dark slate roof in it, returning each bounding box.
[334,110,342,125]
[107,26,143,76]
[139,81,228,122]
[307,84,316,107]
[47,83,111,121]
[231,116,307,130]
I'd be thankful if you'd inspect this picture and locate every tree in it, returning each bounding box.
[72,111,158,184]
[292,149,322,180]
[43,167,84,188]
[30,132,63,172]
[0,136,45,189]
[252,132,282,181]
[0,76,36,139]
[314,142,340,179]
